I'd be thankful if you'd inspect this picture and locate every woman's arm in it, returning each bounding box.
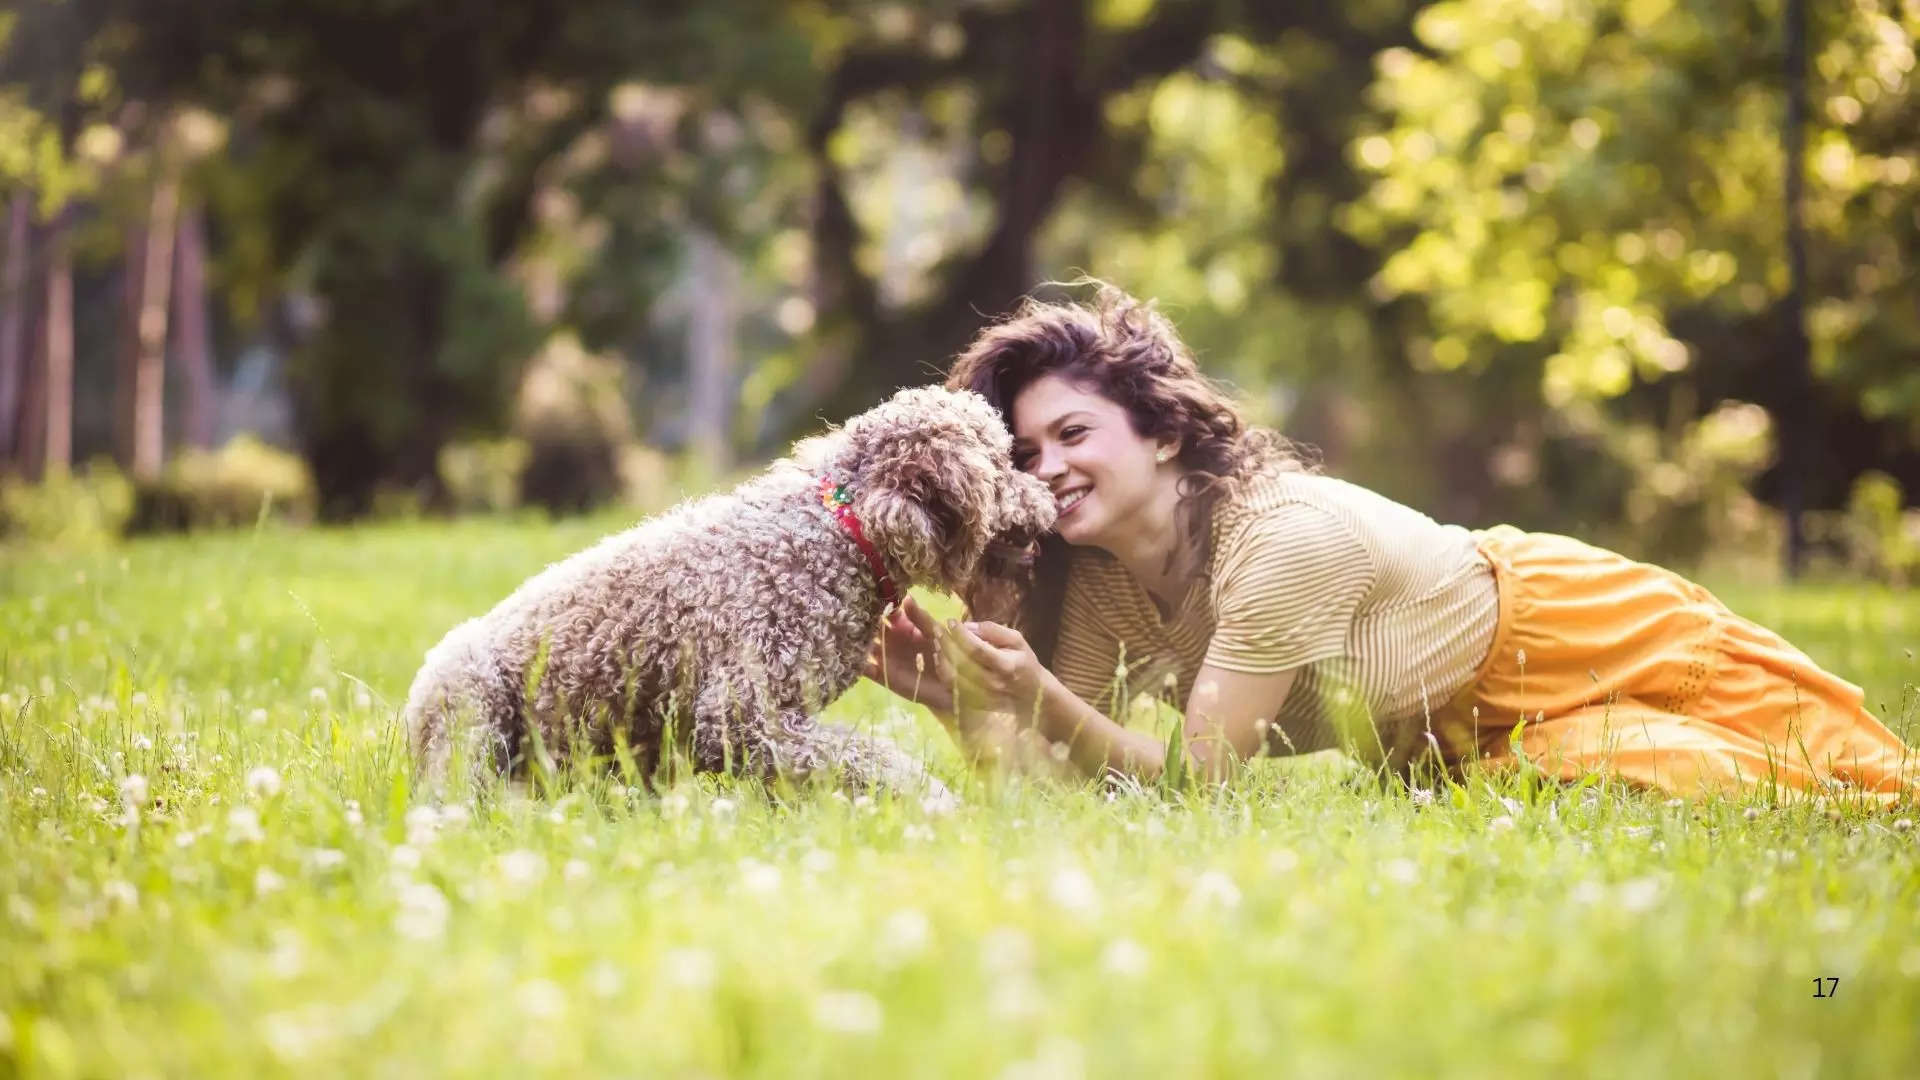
[941,621,1299,784]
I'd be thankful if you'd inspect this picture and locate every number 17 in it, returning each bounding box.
[1813,977,1839,998]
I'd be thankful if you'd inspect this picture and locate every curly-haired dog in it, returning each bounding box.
[403,386,1056,802]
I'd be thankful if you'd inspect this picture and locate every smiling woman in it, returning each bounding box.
[862,282,1920,807]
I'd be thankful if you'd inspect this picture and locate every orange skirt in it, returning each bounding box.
[1426,526,1919,806]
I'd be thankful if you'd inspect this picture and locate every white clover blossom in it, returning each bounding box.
[497,849,546,889]
[1616,877,1663,913]
[660,948,717,988]
[227,807,265,844]
[738,859,782,895]
[119,774,149,810]
[877,909,931,963]
[1186,870,1242,912]
[813,990,883,1035]
[1099,938,1150,978]
[394,882,450,941]
[1046,866,1101,916]
[245,766,283,799]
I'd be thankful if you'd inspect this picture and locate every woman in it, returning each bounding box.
[863,284,1918,804]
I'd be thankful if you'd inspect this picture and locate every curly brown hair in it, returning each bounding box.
[945,281,1314,665]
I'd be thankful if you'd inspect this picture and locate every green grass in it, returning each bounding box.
[3,515,1918,1078]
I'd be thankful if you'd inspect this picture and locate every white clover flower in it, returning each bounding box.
[247,709,268,726]
[343,800,364,828]
[1099,938,1150,978]
[405,806,440,845]
[1488,814,1516,832]
[131,692,150,709]
[1570,881,1606,905]
[812,990,883,1035]
[1046,866,1101,916]
[588,961,624,998]
[245,766,283,799]
[878,909,931,963]
[262,1009,335,1063]
[1186,870,1242,912]
[660,947,716,988]
[102,880,139,909]
[800,848,836,876]
[307,849,348,874]
[497,849,546,889]
[708,797,737,819]
[394,882,450,941]
[660,791,690,818]
[979,927,1032,973]
[1615,877,1663,913]
[1811,907,1852,934]
[255,868,287,896]
[227,807,265,844]
[353,688,374,711]
[1409,786,1435,807]
[389,844,422,871]
[738,859,781,895]
[987,973,1044,1021]
[564,859,590,884]
[438,803,471,828]
[131,734,153,752]
[516,979,568,1020]
[1266,849,1300,874]
[308,687,328,707]
[1741,885,1767,907]
[903,823,935,843]
[1382,858,1419,886]
[119,774,150,810]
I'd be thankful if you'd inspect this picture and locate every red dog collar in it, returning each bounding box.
[818,475,901,610]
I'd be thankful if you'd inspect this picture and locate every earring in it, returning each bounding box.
[1156,448,1173,463]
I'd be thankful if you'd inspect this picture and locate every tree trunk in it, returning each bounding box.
[38,207,75,480]
[685,228,739,477]
[0,195,30,465]
[117,174,180,480]
[0,194,29,467]
[172,201,217,449]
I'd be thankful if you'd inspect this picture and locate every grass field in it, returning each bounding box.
[3,514,1918,1078]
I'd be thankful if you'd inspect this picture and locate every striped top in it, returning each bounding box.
[1051,467,1498,758]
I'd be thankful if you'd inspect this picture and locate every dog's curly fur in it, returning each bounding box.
[403,386,1056,801]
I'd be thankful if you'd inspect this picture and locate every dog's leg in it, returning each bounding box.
[767,709,959,810]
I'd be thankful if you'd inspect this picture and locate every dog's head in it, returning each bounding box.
[825,386,1056,594]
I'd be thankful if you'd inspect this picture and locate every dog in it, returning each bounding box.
[403,386,1056,803]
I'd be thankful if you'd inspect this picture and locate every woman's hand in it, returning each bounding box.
[862,595,957,716]
[937,619,1048,720]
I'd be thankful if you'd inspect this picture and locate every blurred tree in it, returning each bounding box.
[1346,0,1920,534]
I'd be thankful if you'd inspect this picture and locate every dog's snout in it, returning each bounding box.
[1011,473,1058,534]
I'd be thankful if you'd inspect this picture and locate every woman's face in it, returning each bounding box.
[1010,373,1171,549]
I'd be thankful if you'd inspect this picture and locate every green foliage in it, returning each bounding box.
[0,459,132,548]
[127,435,316,533]
[0,519,1917,1075]
[438,437,532,516]
[1349,0,1919,421]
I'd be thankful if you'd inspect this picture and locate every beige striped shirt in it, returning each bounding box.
[1051,467,1498,757]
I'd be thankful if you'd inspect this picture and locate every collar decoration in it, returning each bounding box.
[818,475,901,610]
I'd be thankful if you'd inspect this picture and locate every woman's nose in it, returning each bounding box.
[1032,444,1066,481]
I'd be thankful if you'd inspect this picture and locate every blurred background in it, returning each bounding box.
[0,0,1914,579]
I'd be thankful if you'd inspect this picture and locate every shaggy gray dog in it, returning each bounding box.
[404,386,1056,802]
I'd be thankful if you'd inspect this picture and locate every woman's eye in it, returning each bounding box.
[1060,426,1086,440]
